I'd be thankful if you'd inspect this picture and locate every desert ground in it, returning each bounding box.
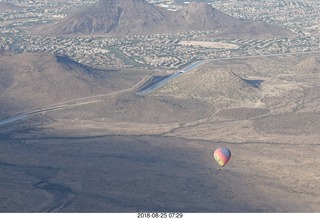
[1,53,320,212]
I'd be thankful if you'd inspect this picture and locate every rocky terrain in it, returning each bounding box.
[36,0,294,38]
[1,51,320,212]
[0,0,319,214]
[0,52,152,118]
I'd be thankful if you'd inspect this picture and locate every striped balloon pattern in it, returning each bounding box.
[213,147,231,167]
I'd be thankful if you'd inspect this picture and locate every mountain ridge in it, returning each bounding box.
[36,0,294,38]
[0,52,141,117]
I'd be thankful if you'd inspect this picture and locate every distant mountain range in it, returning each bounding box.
[37,0,294,38]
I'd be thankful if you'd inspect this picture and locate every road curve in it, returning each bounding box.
[1,50,320,127]
[136,50,320,95]
[136,60,207,95]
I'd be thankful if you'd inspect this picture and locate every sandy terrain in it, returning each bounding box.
[1,123,319,213]
[1,121,319,212]
[1,53,320,212]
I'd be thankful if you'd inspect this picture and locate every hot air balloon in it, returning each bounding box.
[213,147,231,167]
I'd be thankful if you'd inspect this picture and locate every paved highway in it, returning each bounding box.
[136,60,207,95]
[136,50,320,95]
[1,50,320,127]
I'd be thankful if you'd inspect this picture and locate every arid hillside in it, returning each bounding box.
[153,68,263,109]
[35,0,294,38]
[1,53,320,212]
[0,52,150,118]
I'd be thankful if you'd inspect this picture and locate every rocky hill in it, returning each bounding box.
[153,66,263,109]
[0,52,146,117]
[40,0,170,35]
[38,0,294,38]
[0,51,212,124]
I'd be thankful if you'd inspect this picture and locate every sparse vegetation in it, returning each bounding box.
[1,0,320,213]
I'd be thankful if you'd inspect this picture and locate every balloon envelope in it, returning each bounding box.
[213,147,231,166]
